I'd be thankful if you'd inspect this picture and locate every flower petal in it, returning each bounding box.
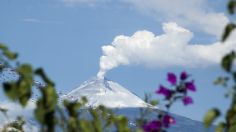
[185,80,196,92]
[167,72,177,85]
[156,85,172,98]
[163,114,176,127]
[180,71,188,80]
[183,96,193,105]
[143,120,161,132]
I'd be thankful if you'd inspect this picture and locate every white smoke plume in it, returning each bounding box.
[97,22,236,78]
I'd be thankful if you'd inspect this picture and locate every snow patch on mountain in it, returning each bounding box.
[61,77,152,108]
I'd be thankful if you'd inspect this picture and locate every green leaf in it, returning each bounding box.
[150,100,158,106]
[203,108,220,128]
[228,0,236,14]
[35,68,55,86]
[90,109,102,132]
[0,44,18,60]
[35,85,57,131]
[17,64,33,75]
[222,23,236,42]
[3,64,33,106]
[226,106,236,132]
[0,43,18,60]
[3,80,32,107]
[68,117,78,131]
[17,64,34,106]
[114,116,130,132]
[63,100,81,117]
[229,124,236,132]
[3,82,18,100]
[215,122,226,132]
[221,51,235,72]
[42,85,58,111]
[3,50,18,60]
[35,98,45,123]
[0,44,8,50]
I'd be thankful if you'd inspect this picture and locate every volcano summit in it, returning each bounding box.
[61,77,151,108]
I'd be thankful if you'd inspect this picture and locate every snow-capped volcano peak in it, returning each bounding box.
[61,77,152,108]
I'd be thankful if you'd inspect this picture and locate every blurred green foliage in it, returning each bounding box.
[203,108,220,128]
[228,0,236,14]
[203,1,236,131]
[3,64,34,106]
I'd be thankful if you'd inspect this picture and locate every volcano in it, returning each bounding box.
[61,77,152,108]
[0,76,215,132]
[60,77,215,132]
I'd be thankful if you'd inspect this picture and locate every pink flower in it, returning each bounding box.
[163,114,176,127]
[185,80,196,92]
[143,120,161,132]
[182,96,193,105]
[180,71,188,80]
[167,73,177,85]
[156,85,172,98]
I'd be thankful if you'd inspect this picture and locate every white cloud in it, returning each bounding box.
[22,18,63,24]
[121,0,229,37]
[62,0,110,6]
[62,0,97,4]
[97,22,236,78]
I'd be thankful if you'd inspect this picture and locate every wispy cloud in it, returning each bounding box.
[61,0,111,6]
[61,0,229,37]
[21,18,63,24]
[121,0,229,37]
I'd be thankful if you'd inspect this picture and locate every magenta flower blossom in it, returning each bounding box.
[143,120,161,132]
[180,71,188,80]
[185,80,196,92]
[167,72,177,85]
[163,114,176,127]
[183,96,193,105]
[156,85,172,98]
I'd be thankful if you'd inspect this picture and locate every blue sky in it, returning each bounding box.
[0,0,235,122]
